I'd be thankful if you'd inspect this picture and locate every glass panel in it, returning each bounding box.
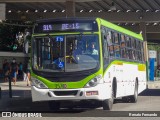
[33,34,100,72]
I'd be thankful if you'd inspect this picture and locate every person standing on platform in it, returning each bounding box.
[23,59,31,86]
[10,58,18,85]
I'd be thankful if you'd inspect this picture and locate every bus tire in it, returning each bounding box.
[130,80,138,103]
[48,101,60,111]
[102,81,115,110]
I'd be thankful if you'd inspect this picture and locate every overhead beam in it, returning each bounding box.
[7,12,160,23]
[0,0,101,2]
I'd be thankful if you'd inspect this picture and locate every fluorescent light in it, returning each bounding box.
[98,10,102,12]
[62,10,65,12]
[136,10,140,12]
[108,10,112,12]
[26,10,29,13]
[89,10,93,12]
[146,23,149,26]
[155,10,159,12]
[146,10,149,12]
[8,10,11,13]
[117,10,121,12]
[35,10,38,12]
[126,10,131,12]
[132,23,135,26]
[80,10,83,12]
[52,10,56,12]
[44,10,47,12]
[153,23,158,25]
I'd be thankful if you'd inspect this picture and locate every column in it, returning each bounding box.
[0,3,6,20]
[140,22,146,41]
[66,0,75,17]
[140,22,149,81]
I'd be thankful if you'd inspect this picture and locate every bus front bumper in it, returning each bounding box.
[31,83,111,102]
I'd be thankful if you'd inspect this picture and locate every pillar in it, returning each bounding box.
[140,22,146,41]
[0,3,6,20]
[66,0,75,17]
[140,22,149,81]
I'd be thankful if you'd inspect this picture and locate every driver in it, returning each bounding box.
[91,43,98,55]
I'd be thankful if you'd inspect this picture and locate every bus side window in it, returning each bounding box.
[126,36,131,48]
[121,48,127,58]
[131,38,135,49]
[101,26,109,66]
[107,31,112,46]
[121,34,125,42]
[135,51,139,61]
[120,34,125,47]
[111,31,114,44]
[114,45,120,58]
[109,45,114,58]
[114,32,119,44]
[103,32,109,59]
[134,39,137,49]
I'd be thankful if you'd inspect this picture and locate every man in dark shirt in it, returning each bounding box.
[10,58,18,85]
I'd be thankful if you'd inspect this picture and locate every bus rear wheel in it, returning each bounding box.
[48,101,60,111]
[130,81,138,103]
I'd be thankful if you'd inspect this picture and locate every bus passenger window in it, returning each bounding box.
[131,38,135,49]
[111,31,114,43]
[114,45,120,58]
[121,43,125,48]
[129,50,135,60]
[121,48,126,58]
[107,31,112,46]
[121,34,125,42]
[135,51,139,61]
[109,46,114,57]
[114,33,119,44]
[138,41,141,50]
[134,40,137,49]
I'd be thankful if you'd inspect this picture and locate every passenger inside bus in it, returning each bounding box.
[91,42,98,55]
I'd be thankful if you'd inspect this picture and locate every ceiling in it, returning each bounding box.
[1,0,160,42]
[5,0,160,13]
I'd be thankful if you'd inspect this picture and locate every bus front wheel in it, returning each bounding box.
[48,101,60,111]
[102,87,114,110]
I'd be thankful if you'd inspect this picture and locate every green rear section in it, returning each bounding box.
[31,18,144,89]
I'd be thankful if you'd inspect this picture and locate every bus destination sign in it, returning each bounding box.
[34,21,98,33]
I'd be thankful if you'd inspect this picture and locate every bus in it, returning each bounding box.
[31,18,147,110]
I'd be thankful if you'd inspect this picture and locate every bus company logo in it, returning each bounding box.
[55,84,67,89]
[2,112,11,117]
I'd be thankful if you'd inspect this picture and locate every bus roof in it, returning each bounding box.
[97,18,143,40]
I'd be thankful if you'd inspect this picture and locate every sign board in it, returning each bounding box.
[149,50,157,58]
[0,3,6,20]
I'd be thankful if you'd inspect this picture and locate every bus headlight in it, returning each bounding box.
[31,78,48,89]
[84,75,102,88]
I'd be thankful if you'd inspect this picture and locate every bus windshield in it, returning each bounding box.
[32,34,100,72]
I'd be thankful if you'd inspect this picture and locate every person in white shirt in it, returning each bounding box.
[91,43,98,55]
